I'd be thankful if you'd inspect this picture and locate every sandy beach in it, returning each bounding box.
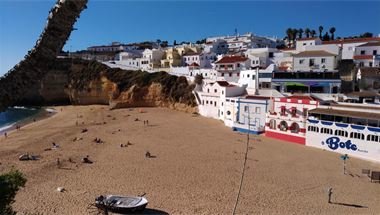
[0,105,379,214]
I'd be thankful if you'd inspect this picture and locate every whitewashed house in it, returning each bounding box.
[322,37,380,60]
[194,81,245,120]
[214,55,250,82]
[353,42,380,67]
[292,50,338,72]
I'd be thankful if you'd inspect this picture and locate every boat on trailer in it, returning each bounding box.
[95,194,148,213]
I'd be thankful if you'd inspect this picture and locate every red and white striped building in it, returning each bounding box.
[265,96,319,144]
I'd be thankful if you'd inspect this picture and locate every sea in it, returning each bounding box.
[0,106,42,134]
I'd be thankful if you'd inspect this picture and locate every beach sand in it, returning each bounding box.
[0,105,379,214]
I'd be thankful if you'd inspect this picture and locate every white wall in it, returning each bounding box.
[293,55,336,71]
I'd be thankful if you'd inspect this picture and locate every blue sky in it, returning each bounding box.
[1,0,380,76]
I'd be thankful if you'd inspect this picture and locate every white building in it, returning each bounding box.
[322,37,380,60]
[203,39,228,55]
[292,50,338,72]
[245,48,278,68]
[214,55,250,82]
[141,48,165,70]
[295,38,322,52]
[306,102,380,163]
[194,81,245,119]
[182,52,216,68]
[353,41,380,67]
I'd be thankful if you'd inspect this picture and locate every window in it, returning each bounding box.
[202,100,204,105]
[280,106,286,116]
[237,73,240,76]
[247,74,250,78]
[279,121,288,131]
[361,50,365,55]
[350,132,364,140]
[214,101,217,107]
[269,119,276,129]
[321,58,326,63]
[334,130,348,137]
[269,52,274,58]
[207,88,210,93]
[367,134,379,142]
[227,111,231,115]
[359,62,364,67]
[229,73,232,77]
[299,59,304,64]
[321,128,333,134]
[369,62,373,67]
[221,73,225,77]
[303,108,308,117]
[348,47,353,51]
[222,90,224,95]
[374,50,378,55]
[309,59,315,66]
[291,107,297,117]
[255,107,261,114]
[303,43,307,46]
[206,100,209,104]
[244,106,249,113]
[290,123,300,133]
[221,102,224,106]
[214,89,217,93]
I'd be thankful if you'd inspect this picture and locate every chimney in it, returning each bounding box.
[255,67,259,95]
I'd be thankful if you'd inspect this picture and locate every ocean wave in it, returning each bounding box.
[0,123,15,132]
[45,108,57,113]
[12,106,36,110]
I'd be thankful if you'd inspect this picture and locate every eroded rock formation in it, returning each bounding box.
[0,0,197,112]
[0,0,88,110]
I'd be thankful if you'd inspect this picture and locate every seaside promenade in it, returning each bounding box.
[0,106,379,214]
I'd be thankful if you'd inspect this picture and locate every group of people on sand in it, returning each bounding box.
[143,120,149,126]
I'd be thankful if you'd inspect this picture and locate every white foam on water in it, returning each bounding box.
[45,108,57,113]
[0,123,15,132]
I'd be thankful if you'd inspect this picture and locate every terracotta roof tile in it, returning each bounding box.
[353,55,373,60]
[215,55,248,64]
[293,50,336,57]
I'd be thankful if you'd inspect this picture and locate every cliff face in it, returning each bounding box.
[12,58,197,112]
[0,0,88,111]
[63,59,197,112]
[0,0,196,112]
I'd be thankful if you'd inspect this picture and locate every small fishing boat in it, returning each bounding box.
[95,194,148,213]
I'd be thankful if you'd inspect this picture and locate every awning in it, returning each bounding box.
[285,82,307,87]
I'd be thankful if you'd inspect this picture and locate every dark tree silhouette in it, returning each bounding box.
[305,28,311,38]
[329,27,336,40]
[319,26,324,39]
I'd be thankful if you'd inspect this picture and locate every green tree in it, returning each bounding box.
[305,28,311,38]
[298,28,304,39]
[310,30,317,37]
[0,169,27,215]
[329,27,336,40]
[161,41,169,48]
[173,40,177,46]
[360,32,373,38]
[194,74,204,85]
[322,32,330,41]
[286,28,293,47]
[156,39,161,47]
[291,29,298,44]
[319,26,324,39]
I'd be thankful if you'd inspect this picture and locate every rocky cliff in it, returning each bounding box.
[0,0,88,111]
[0,0,197,112]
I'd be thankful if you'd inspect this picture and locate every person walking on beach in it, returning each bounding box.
[327,188,333,203]
[4,132,7,138]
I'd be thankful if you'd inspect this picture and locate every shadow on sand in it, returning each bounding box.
[124,208,169,215]
[332,202,368,208]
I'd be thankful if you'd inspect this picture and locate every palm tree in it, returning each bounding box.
[305,28,311,38]
[286,28,293,47]
[319,26,324,39]
[298,28,304,39]
[291,29,298,44]
[329,27,336,40]
[311,30,317,38]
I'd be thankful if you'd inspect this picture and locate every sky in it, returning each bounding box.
[1,0,380,76]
